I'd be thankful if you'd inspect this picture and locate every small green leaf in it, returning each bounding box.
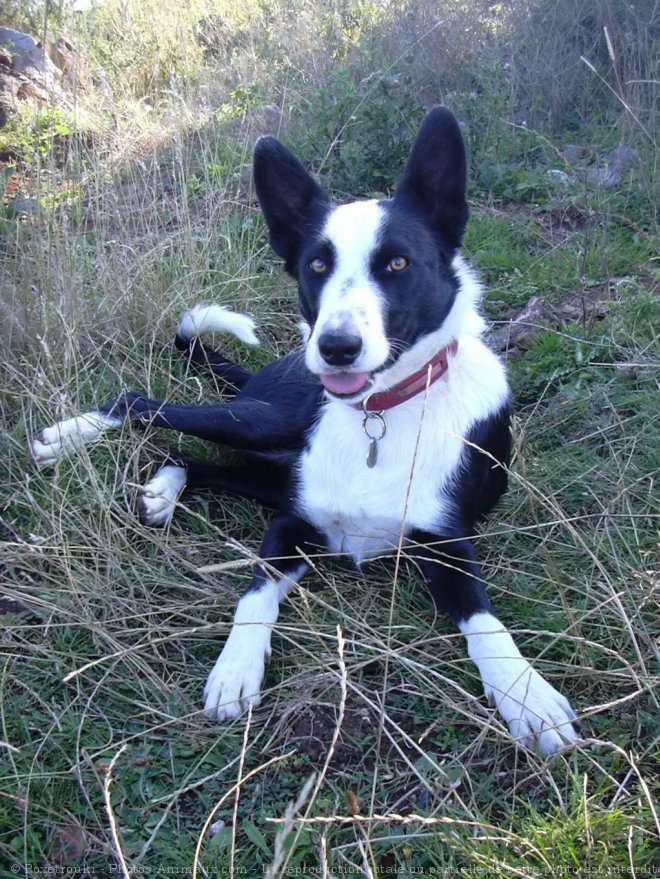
[242,819,271,856]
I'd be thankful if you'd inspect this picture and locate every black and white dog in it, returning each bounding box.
[33,107,580,754]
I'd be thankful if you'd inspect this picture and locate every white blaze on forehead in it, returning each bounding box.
[307,199,390,375]
[322,199,385,269]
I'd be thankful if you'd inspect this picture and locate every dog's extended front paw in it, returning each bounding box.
[31,411,123,466]
[138,464,187,527]
[204,641,266,722]
[484,663,580,755]
[203,630,270,722]
[464,613,581,756]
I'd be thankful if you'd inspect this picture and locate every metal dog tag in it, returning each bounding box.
[366,437,379,468]
[362,401,386,469]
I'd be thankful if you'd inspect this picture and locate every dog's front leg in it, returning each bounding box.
[409,531,581,755]
[204,514,324,722]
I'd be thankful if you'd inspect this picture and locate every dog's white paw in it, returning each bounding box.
[463,612,580,755]
[203,626,271,722]
[483,661,580,755]
[31,437,65,466]
[139,465,187,527]
[31,412,123,466]
[202,577,303,722]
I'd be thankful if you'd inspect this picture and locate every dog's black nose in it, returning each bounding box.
[318,332,363,367]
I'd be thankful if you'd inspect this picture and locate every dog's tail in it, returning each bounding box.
[175,304,260,348]
[174,304,259,390]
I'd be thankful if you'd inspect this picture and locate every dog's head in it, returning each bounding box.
[253,107,469,401]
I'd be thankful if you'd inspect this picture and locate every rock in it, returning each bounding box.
[7,197,44,219]
[560,141,639,190]
[0,28,38,58]
[16,78,49,103]
[607,144,638,176]
[492,287,616,354]
[547,169,572,185]
[50,37,76,76]
[0,60,18,126]
[584,143,638,188]
[559,300,610,321]
[0,28,59,78]
[585,166,619,188]
[50,37,91,92]
[491,296,549,351]
[0,27,67,123]
[0,26,96,132]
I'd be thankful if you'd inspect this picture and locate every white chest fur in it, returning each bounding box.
[297,336,509,563]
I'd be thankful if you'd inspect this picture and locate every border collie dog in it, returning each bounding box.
[33,108,579,754]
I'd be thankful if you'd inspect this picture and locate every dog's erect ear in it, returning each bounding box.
[253,136,330,272]
[395,107,468,251]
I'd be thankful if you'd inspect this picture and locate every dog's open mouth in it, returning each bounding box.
[320,371,371,397]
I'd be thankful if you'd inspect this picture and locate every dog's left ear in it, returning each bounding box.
[253,136,330,273]
[395,107,468,252]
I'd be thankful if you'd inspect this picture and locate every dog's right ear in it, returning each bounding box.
[253,136,330,273]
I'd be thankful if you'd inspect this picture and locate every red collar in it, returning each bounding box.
[359,340,458,412]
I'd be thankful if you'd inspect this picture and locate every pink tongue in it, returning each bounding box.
[320,372,370,395]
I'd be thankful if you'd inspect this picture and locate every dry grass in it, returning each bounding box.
[0,0,658,873]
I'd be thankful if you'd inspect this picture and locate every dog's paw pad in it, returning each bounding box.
[138,465,187,527]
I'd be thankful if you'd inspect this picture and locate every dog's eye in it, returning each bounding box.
[386,256,409,272]
[309,258,327,274]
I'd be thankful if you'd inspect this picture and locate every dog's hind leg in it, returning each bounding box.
[138,458,289,526]
[183,459,289,507]
[31,409,124,466]
[31,304,260,465]
[101,391,312,450]
[32,381,313,466]
[203,513,325,722]
[138,462,188,527]
[31,388,149,466]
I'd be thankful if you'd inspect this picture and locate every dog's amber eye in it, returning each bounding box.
[309,258,327,274]
[386,256,409,272]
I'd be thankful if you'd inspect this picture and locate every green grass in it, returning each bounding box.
[1,0,659,873]
[2,205,658,873]
[466,208,657,316]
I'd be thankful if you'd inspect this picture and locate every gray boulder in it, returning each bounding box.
[0,26,68,125]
